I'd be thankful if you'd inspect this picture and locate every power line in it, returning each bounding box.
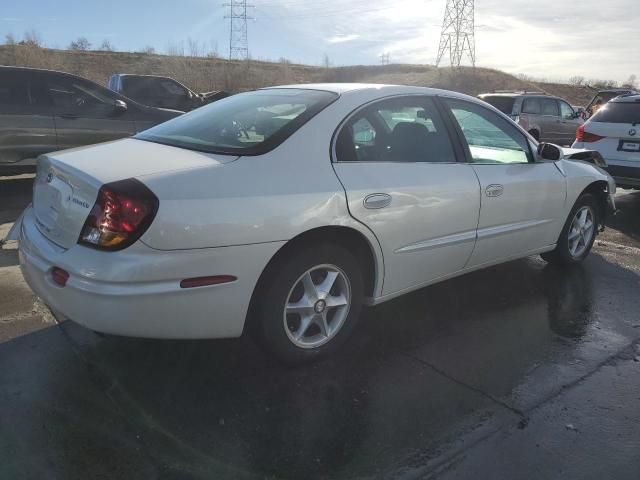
[224,0,255,60]
[435,0,475,68]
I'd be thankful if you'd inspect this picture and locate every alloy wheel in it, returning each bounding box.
[283,264,351,349]
[568,206,595,258]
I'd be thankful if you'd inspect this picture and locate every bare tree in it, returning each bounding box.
[140,45,156,54]
[568,75,585,86]
[187,37,202,57]
[5,33,16,45]
[69,37,91,51]
[98,39,114,51]
[624,74,637,89]
[23,29,42,47]
[322,53,331,71]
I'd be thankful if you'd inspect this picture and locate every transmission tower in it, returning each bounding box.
[224,0,254,60]
[435,0,475,68]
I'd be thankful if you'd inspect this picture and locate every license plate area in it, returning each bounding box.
[618,140,640,153]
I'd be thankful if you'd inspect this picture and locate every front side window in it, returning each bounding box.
[136,88,338,155]
[541,99,559,116]
[559,101,575,120]
[443,98,532,165]
[335,96,457,163]
[46,74,116,112]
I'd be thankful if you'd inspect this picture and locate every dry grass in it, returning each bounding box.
[0,45,595,105]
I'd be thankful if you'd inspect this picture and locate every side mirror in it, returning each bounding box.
[537,143,562,161]
[114,99,128,112]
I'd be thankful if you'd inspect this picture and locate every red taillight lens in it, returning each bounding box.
[79,178,159,251]
[576,124,605,143]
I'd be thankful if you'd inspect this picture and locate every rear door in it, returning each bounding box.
[333,95,481,296]
[441,97,566,267]
[43,72,136,150]
[0,69,56,166]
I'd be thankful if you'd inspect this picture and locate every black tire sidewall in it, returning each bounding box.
[554,193,598,264]
[255,243,364,364]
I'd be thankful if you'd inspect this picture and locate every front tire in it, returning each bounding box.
[253,243,364,364]
[542,193,598,265]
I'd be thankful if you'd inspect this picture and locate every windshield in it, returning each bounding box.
[480,96,516,115]
[136,88,338,155]
[591,101,640,124]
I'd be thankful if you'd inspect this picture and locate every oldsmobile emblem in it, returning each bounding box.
[630,129,637,137]
[46,172,54,183]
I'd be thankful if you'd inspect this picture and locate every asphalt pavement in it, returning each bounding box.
[1,175,639,479]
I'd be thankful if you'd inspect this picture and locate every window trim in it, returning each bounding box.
[331,94,463,164]
[438,95,536,165]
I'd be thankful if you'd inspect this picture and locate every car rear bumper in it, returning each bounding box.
[604,164,640,188]
[18,207,283,339]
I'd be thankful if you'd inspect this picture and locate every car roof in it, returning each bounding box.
[610,94,640,103]
[478,92,553,99]
[267,83,477,99]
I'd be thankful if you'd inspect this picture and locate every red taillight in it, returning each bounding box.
[180,275,237,289]
[576,124,605,143]
[79,178,159,251]
[51,267,69,287]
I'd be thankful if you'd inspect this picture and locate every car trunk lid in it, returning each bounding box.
[32,138,237,249]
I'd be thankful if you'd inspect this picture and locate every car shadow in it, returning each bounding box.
[605,190,640,246]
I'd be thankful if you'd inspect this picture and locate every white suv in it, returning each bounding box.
[573,94,640,190]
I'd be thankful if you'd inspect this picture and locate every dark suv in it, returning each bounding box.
[0,66,182,176]
[107,74,229,112]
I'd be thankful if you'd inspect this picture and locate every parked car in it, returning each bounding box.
[107,74,229,112]
[13,84,615,364]
[584,88,637,118]
[0,66,182,176]
[573,94,640,189]
[478,92,583,146]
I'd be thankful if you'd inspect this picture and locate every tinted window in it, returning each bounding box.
[559,101,575,119]
[136,89,338,155]
[541,99,559,116]
[444,98,531,164]
[591,102,640,124]
[335,96,457,163]
[46,74,116,112]
[522,98,541,114]
[0,70,29,106]
[123,76,187,98]
[480,96,515,115]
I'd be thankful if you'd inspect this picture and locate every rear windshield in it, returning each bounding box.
[123,76,184,97]
[136,89,338,155]
[591,102,640,124]
[480,96,515,115]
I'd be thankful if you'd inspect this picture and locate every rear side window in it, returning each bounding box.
[591,102,640,124]
[480,96,515,115]
[335,96,457,163]
[136,89,338,155]
[522,98,541,114]
[0,70,29,106]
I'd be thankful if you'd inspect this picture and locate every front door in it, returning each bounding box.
[441,97,566,268]
[43,72,136,150]
[332,95,481,296]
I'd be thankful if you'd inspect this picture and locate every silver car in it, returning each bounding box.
[479,92,584,146]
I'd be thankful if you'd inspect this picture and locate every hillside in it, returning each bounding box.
[0,44,596,105]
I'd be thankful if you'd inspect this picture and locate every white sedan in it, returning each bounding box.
[15,84,616,363]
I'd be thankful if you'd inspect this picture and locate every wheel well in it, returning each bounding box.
[581,181,609,228]
[245,226,379,334]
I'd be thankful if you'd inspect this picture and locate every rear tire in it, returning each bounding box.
[542,193,598,265]
[253,243,364,364]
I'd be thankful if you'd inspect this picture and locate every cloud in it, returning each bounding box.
[326,34,360,44]
[1,17,21,22]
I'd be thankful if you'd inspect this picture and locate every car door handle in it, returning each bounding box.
[485,185,504,197]
[364,193,392,209]
[58,113,78,119]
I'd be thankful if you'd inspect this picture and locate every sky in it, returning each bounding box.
[1,0,638,83]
